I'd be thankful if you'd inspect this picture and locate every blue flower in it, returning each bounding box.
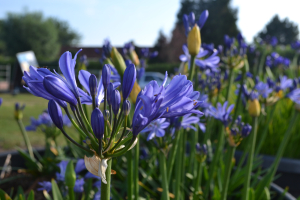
[141,118,170,141]
[132,74,203,136]
[183,10,209,36]
[234,72,253,82]
[255,81,273,98]
[140,48,158,59]
[287,89,300,104]
[111,89,121,115]
[102,64,111,89]
[207,101,234,127]
[78,70,120,107]
[48,100,64,130]
[122,63,136,99]
[74,178,85,193]
[93,191,101,200]
[195,49,220,72]
[91,108,105,140]
[276,76,293,92]
[22,66,67,108]
[37,181,52,192]
[181,114,201,131]
[0,98,2,107]
[179,45,209,63]
[57,49,82,98]
[56,160,68,181]
[75,159,86,174]
[195,143,207,155]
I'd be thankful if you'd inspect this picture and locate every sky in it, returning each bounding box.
[0,0,300,46]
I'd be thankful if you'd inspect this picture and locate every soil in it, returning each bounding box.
[0,172,53,200]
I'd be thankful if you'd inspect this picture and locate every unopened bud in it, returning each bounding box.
[111,47,126,77]
[248,99,260,117]
[89,74,97,96]
[123,100,131,116]
[187,25,201,56]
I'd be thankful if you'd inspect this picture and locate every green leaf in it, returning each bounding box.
[247,188,255,200]
[0,189,12,200]
[16,187,25,200]
[27,191,34,200]
[51,179,63,200]
[212,186,221,200]
[262,187,270,200]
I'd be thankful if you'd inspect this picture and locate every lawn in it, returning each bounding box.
[0,93,77,151]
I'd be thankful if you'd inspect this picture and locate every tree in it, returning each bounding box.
[151,30,169,63]
[256,15,299,45]
[50,18,81,46]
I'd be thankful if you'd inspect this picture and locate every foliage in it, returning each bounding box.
[256,15,299,45]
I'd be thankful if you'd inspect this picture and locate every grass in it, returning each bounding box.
[0,93,78,151]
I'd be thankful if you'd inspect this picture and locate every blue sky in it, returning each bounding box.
[0,0,300,46]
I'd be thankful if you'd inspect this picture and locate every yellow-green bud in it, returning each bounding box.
[129,82,141,104]
[65,161,76,188]
[129,50,140,66]
[187,25,201,56]
[111,47,126,77]
[248,99,260,117]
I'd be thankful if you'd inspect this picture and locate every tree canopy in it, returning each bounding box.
[256,15,299,45]
[0,12,80,60]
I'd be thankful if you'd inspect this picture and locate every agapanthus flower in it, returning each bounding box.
[140,48,158,59]
[287,88,300,104]
[22,66,67,108]
[291,40,300,51]
[78,70,120,106]
[183,10,209,36]
[56,160,68,181]
[132,73,203,136]
[0,98,2,107]
[266,52,290,68]
[276,76,293,92]
[195,143,207,155]
[195,49,220,72]
[234,72,253,82]
[37,181,52,192]
[74,178,85,193]
[224,35,235,49]
[255,81,273,98]
[181,113,205,132]
[207,101,234,127]
[179,45,209,63]
[26,110,71,131]
[75,159,86,174]
[141,118,170,141]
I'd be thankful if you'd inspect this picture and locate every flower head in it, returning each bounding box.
[37,181,52,192]
[141,118,170,141]
[207,101,234,127]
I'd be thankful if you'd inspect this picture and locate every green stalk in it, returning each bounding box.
[159,151,170,200]
[189,128,198,175]
[221,146,236,200]
[257,49,266,77]
[101,159,112,200]
[134,135,140,199]
[204,123,225,199]
[255,103,277,155]
[241,117,259,200]
[77,98,94,134]
[256,111,298,199]
[68,188,75,200]
[167,129,181,184]
[226,69,234,101]
[192,162,204,200]
[17,119,34,159]
[188,55,196,81]
[174,133,183,200]
[127,150,134,200]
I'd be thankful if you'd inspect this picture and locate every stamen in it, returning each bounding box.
[139,106,143,110]
[166,107,169,112]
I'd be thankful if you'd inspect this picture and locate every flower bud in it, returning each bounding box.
[248,99,260,117]
[111,47,126,77]
[14,103,25,120]
[65,161,76,188]
[187,25,201,56]
[91,108,104,140]
[111,90,121,115]
[104,110,110,121]
[102,64,111,89]
[123,100,131,116]
[107,83,114,105]
[89,74,97,96]
[44,75,77,106]
[122,63,136,99]
[48,100,64,129]
[241,124,252,138]
[129,50,140,66]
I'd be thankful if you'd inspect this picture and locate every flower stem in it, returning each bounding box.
[127,150,134,200]
[188,55,196,81]
[159,151,170,200]
[241,116,259,200]
[192,162,204,200]
[226,69,234,101]
[68,187,75,200]
[204,122,225,199]
[167,129,181,184]
[134,135,140,199]
[221,146,236,200]
[101,159,112,200]
[255,103,277,155]
[174,133,183,200]
[17,119,34,159]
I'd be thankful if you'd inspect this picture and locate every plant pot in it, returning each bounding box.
[235,150,300,198]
